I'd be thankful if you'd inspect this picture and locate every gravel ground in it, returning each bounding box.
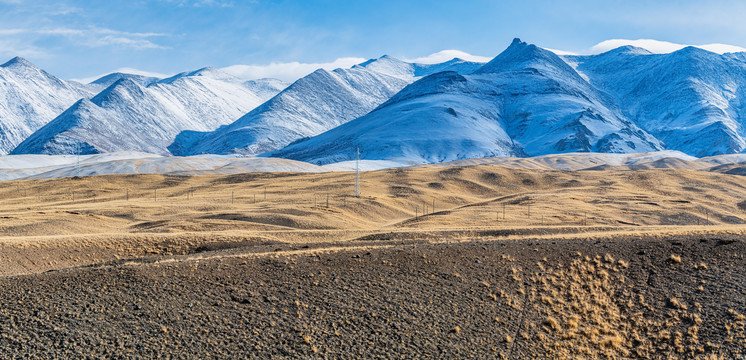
[0,234,744,359]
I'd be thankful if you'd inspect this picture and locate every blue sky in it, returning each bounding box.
[1,0,746,82]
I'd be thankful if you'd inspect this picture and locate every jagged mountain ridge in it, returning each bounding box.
[170,55,485,156]
[12,69,287,155]
[566,46,746,157]
[9,39,746,163]
[0,57,95,154]
[267,39,663,164]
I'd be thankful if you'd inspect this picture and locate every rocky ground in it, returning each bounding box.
[0,233,744,359]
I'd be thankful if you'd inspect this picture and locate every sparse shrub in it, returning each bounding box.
[544,317,561,332]
[600,335,623,349]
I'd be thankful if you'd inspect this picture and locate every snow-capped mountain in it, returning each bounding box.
[12,68,287,155]
[8,38,746,163]
[352,55,484,80]
[267,39,662,165]
[171,55,485,156]
[567,46,746,157]
[89,72,160,91]
[0,57,94,154]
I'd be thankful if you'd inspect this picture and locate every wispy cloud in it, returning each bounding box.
[158,0,236,7]
[0,38,47,58]
[0,26,169,50]
[221,57,367,82]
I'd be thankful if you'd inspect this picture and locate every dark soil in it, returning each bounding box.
[0,234,744,359]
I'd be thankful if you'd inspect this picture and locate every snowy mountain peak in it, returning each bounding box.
[353,55,414,79]
[600,45,652,56]
[510,37,525,46]
[158,66,239,84]
[90,72,160,89]
[475,38,575,75]
[0,56,37,69]
[669,45,719,59]
[90,78,145,105]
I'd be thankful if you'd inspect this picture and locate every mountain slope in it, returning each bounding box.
[12,69,286,155]
[171,56,484,156]
[90,72,160,91]
[267,39,662,165]
[0,57,94,154]
[568,46,746,156]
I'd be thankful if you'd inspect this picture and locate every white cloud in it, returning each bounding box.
[588,39,746,55]
[543,48,579,56]
[404,50,491,64]
[221,57,367,82]
[85,35,166,50]
[0,26,169,51]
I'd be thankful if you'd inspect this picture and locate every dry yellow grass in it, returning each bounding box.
[0,165,745,275]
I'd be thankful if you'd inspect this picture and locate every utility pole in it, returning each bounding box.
[354,147,361,198]
[76,143,80,177]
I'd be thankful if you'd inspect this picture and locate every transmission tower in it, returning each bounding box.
[354,147,361,197]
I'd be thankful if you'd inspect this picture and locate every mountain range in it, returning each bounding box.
[12,68,286,155]
[3,38,746,165]
[0,57,94,154]
[169,55,484,156]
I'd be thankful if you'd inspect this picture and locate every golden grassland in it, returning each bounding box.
[0,164,746,276]
[0,165,744,358]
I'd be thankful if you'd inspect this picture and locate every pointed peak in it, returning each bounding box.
[91,77,145,103]
[356,54,406,67]
[599,45,652,56]
[188,66,219,76]
[475,38,566,75]
[157,66,237,84]
[510,38,527,47]
[1,56,38,69]
[671,45,716,57]
[90,72,159,87]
